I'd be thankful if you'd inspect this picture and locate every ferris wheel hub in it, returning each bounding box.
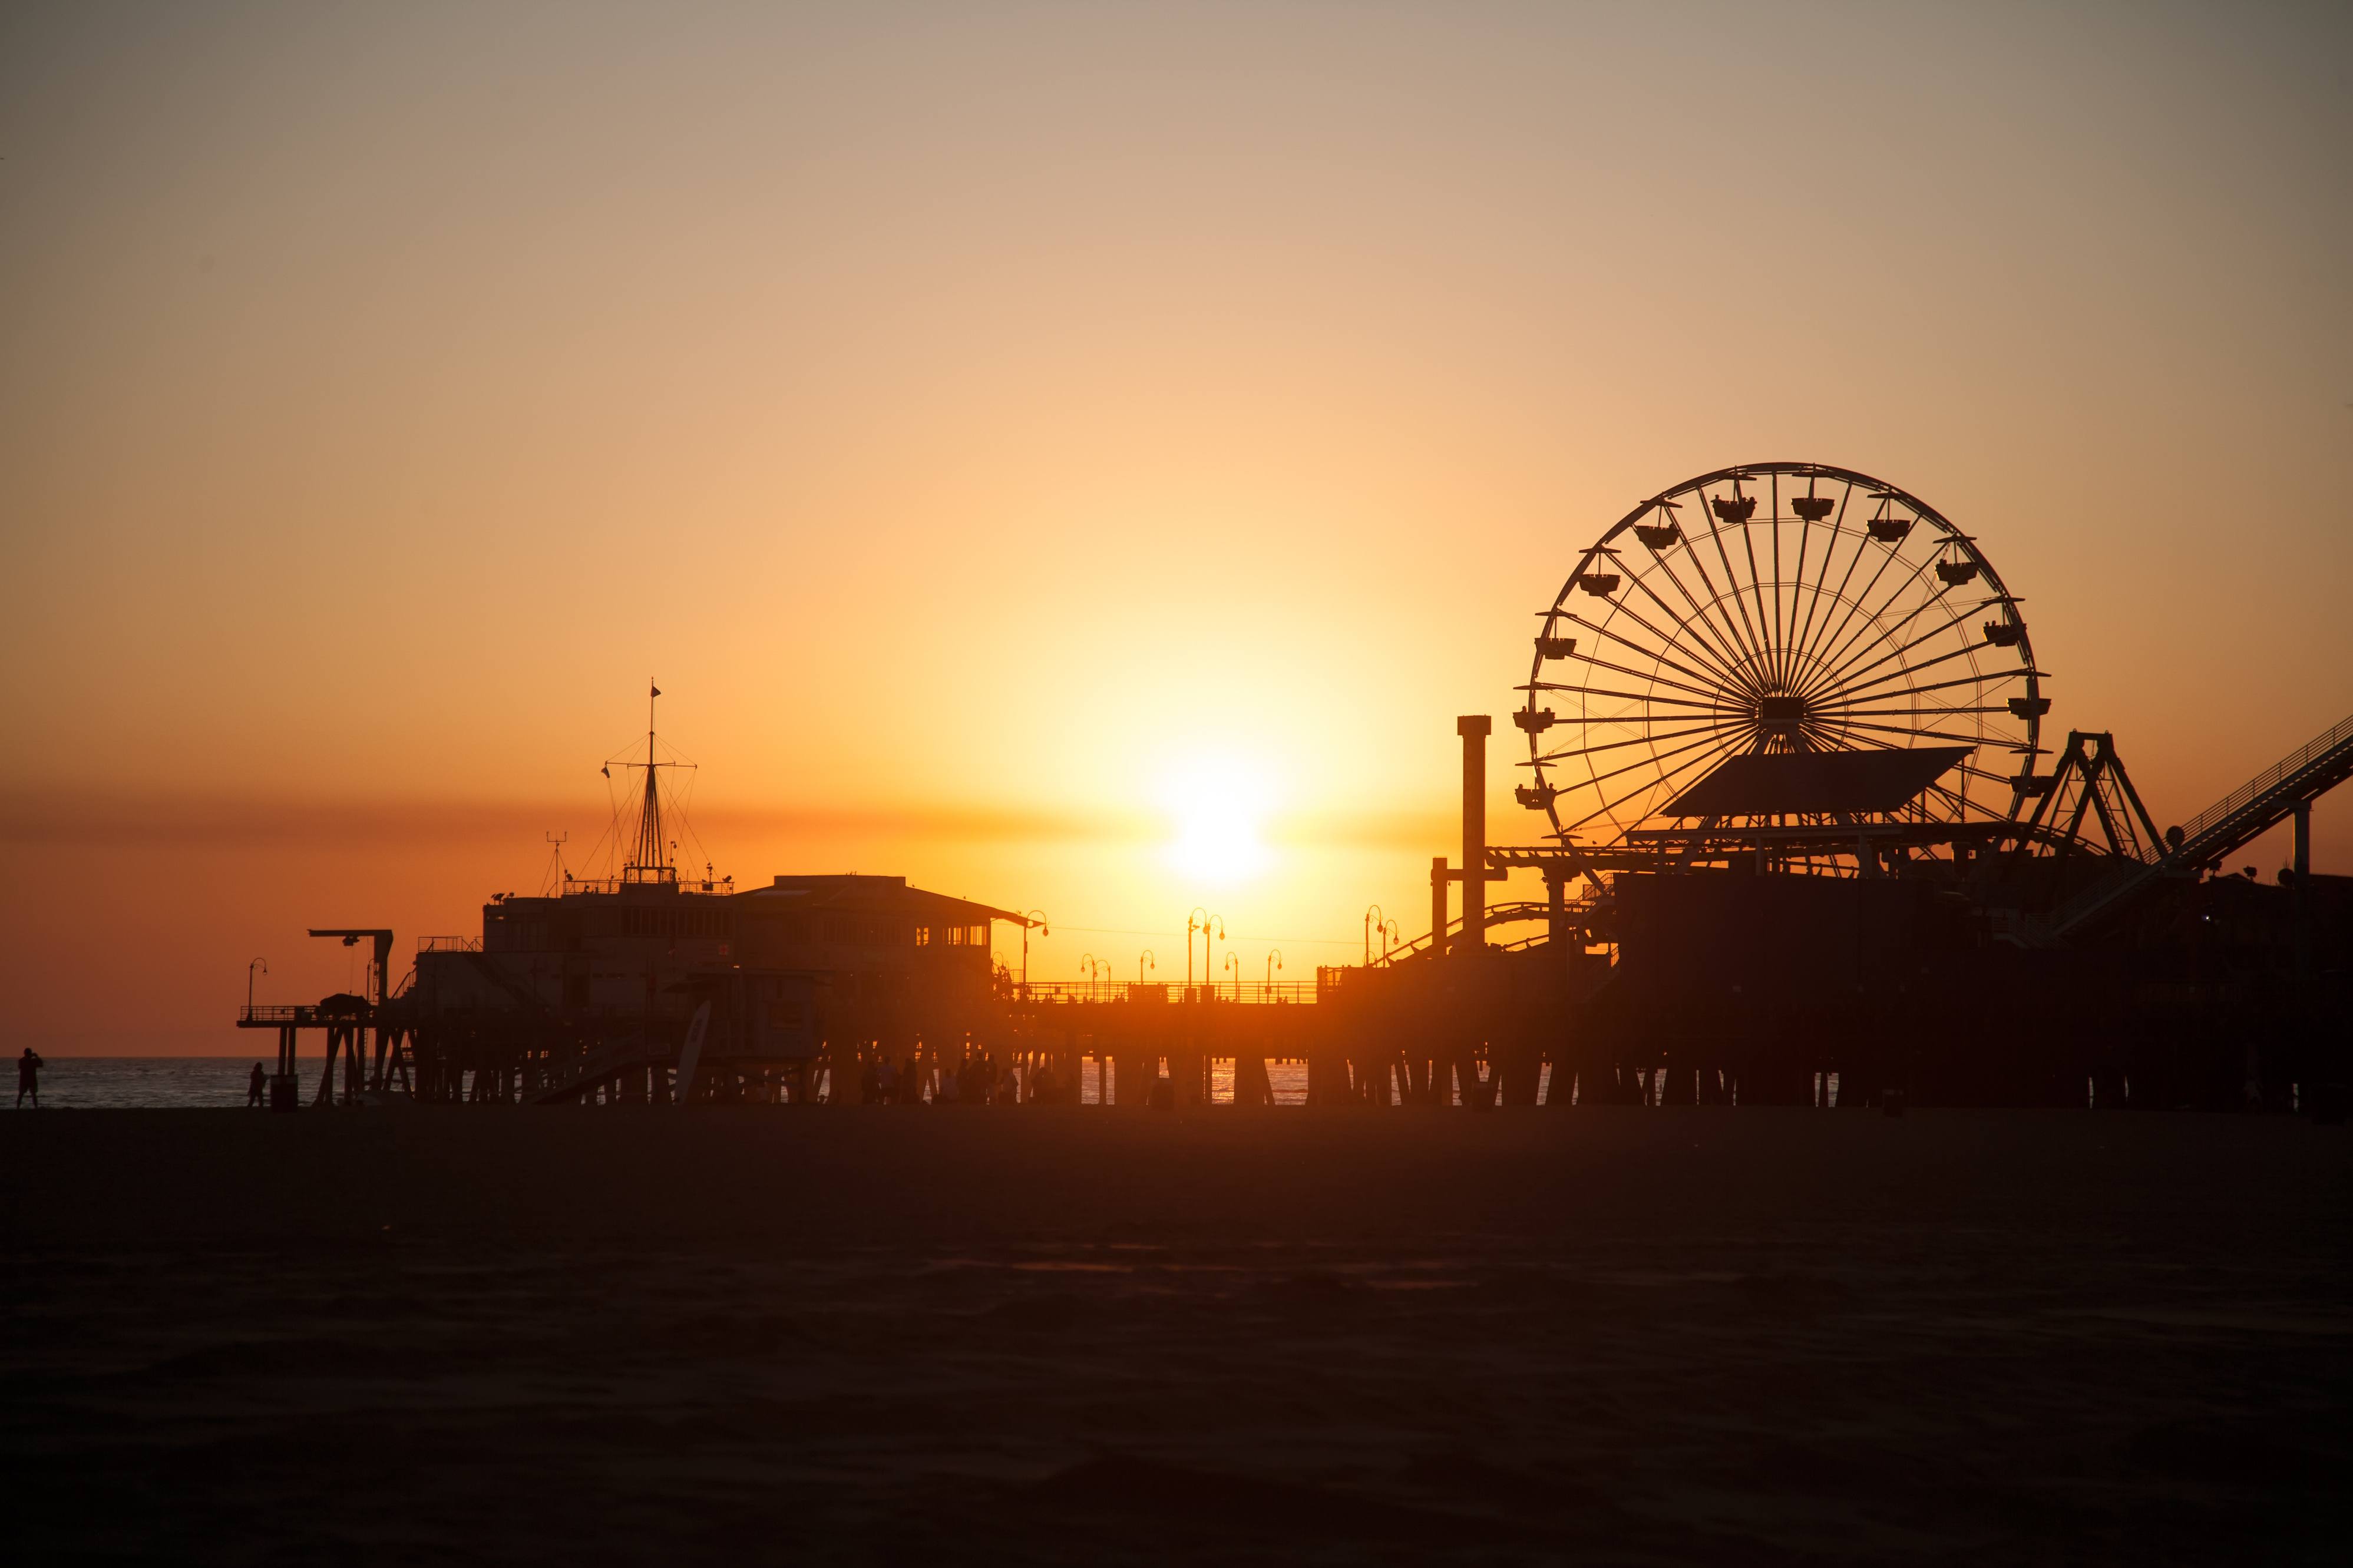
[1756,694,1809,745]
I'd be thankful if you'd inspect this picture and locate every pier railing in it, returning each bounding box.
[2131,710,2353,868]
[237,1003,371,1027]
[1017,981,1317,1005]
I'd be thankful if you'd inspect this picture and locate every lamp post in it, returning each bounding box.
[1080,953,1100,1001]
[1138,949,1155,985]
[1224,951,1241,1001]
[1201,912,1224,1000]
[1265,948,1283,994]
[247,957,267,1015]
[1020,910,1049,1000]
[1362,905,1385,967]
[1186,908,1207,988]
[1380,919,1400,963]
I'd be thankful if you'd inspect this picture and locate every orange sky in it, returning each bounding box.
[4,3,2349,1051]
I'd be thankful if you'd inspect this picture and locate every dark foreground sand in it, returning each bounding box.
[4,1107,2347,1564]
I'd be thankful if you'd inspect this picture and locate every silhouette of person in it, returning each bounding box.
[16,1047,44,1108]
[247,1062,267,1107]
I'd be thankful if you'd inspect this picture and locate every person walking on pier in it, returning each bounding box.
[246,1062,267,1108]
[16,1048,44,1109]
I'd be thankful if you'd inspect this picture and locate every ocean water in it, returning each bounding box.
[9,1057,293,1110]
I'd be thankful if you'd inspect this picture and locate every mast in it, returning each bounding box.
[624,680,674,883]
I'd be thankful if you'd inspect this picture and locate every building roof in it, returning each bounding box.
[1661,746,1971,818]
[734,874,1032,926]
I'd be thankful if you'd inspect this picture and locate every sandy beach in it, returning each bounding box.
[3,1107,2345,1563]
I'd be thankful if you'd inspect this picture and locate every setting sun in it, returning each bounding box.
[1160,755,1277,886]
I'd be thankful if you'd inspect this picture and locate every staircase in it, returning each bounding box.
[2048,710,2353,941]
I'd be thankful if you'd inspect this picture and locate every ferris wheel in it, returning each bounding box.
[1515,463,2047,854]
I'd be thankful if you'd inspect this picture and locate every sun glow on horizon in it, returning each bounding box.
[1159,753,1277,886]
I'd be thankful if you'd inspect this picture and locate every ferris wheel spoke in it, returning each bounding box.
[1692,495,1773,676]
[1558,603,1739,696]
[1653,505,1766,676]
[1713,477,1775,680]
[1830,704,2015,719]
[1835,717,1997,748]
[1792,547,1903,694]
[1733,487,1784,692]
[1790,521,1878,687]
[1780,512,1811,697]
[1801,598,1982,707]
[1805,547,1955,694]
[1721,485,1778,677]
[1807,660,2027,714]
[1806,641,1987,712]
[1560,726,1754,837]
[1527,682,1744,713]
[1811,570,1971,689]
[1786,484,1856,677]
[1531,719,1742,765]
[1766,474,1789,689]
[1565,720,1751,798]
[1630,550,1759,692]
[1561,649,1731,706]
[1565,598,1745,696]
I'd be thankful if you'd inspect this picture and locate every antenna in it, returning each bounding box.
[541,832,570,897]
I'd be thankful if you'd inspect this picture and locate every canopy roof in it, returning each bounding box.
[1661,746,1971,819]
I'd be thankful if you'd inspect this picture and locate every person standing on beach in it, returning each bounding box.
[247,1063,267,1107]
[16,1048,43,1108]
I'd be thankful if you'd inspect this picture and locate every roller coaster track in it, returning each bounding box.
[2048,710,2353,941]
[1379,897,1602,966]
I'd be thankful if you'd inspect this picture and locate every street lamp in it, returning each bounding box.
[247,957,268,1015]
[1186,908,1208,988]
[1363,905,1385,967]
[1223,951,1241,1001]
[1380,919,1400,962]
[1138,949,1155,985]
[1201,912,1224,998]
[1265,948,1283,991]
[1080,952,1101,1000]
[1021,910,1049,999]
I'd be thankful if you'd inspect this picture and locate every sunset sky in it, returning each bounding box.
[4,2,2348,1051]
